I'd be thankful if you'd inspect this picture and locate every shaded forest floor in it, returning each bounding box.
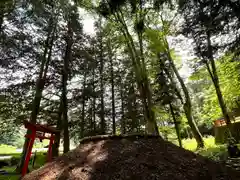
[22,135,240,180]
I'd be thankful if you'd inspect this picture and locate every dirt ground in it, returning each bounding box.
[23,135,240,180]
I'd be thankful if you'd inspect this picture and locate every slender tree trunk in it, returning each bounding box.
[100,62,105,134]
[159,14,203,146]
[167,58,204,148]
[183,101,204,147]
[128,85,135,132]
[99,20,105,134]
[133,89,138,132]
[138,27,159,135]
[169,103,182,148]
[62,20,73,153]
[185,128,190,139]
[120,80,126,134]
[89,69,94,135]
[163,37,204,148]
[18,19,56,171]
[142,81,159,135]
[129,84,137,132]
[137,23,159,135]
[110,58,116,134]
[52,101,63,157]
[89,99,94,135]
[62,91,69,153]
[80,72,86,138]
[206,31,231,125]
[158,54,184,104]
[92,98,96,133]
[114,10,159,135]
[108,41,116,134]
[92,68,96,134]
[30,24,55,124]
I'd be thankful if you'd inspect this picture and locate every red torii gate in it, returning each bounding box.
[22,120,60,177]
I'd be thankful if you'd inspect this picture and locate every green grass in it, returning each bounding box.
[182,136,217,151]
[0,166,19,180]
[196,145,227,161]
[0,152,46,180]
[0,145,17,154]
[182,136,231,161]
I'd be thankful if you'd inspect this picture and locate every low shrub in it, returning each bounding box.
[182,136,229,161]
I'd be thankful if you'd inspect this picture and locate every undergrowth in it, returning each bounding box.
[182,136,228,161]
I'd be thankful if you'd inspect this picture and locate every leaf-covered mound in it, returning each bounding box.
[23,134,240,180]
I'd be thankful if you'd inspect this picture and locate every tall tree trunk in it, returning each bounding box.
[114,10,159,135]
[62,90,69,153]
[62,20,73,153]
[185,128,191,139]
[18,18,56,171]
[108,44,116,134]
[89,72,93,135]
[92,98,96,133]
[80,71,86,138]
[120,80,126,134]
[100,84,105,133]
[158,54,184,104]
[137,21,159,135]
[172,61,204,148]
[30,24,55,124]
[99,19,105,134]
[129,84,137,132]
[89,99,94,135]
[52,101,63,157]
[169,103,182,148]
[165,42,204,148]
[92,68,96,134]
[100,60,105,134]
[206,31,231,125]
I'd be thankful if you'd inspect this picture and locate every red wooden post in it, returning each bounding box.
[22,130,36,177]
[47,134,54,162]
[22,120,60,176]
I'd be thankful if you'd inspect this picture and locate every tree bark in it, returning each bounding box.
[89,98,96,135]
[169,103,182,148]
[108,40,116,134]
[92,68,96,134]
[129,84,137,132]
[110,56,116,134]
[92,98,96,133]
[62,20,73,153]
[89,71,94,135]
[18,18,56,171]
[114,10,159,135]
[165,41,204,148]
[120,80,126,134]
[206,31,231,125]
[99,18,105,134]
[52,101,63,157]
[136,10,159,135]
[80,71,86,138]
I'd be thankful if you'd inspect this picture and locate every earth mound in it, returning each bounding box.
[23,134,240,180]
